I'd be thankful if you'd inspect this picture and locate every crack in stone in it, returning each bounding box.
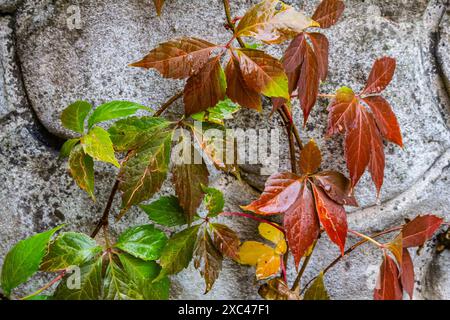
[5,12,65,150]
[349,148,450,232]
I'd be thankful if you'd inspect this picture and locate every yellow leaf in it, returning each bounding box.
[239,241,274,266]
[258,223,286,254]
[256,252,281,280]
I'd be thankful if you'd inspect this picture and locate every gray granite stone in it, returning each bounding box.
[0,0,449,300]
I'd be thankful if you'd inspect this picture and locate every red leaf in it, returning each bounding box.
[299,139,322,175]
[328,87,388,192]
[363,57,396,95]
[402,215,443,248]
[130,37,217,79]
[308,33,329,82]
[312,0,345,29]
[311,183,347,254]
[401,248,415,299]
[374,254,403,300]
[236,49,289,99]
[284,182,320,267]
[172,160,210,225]
[242,172,302,215]
[183,56,226,115]
[297,43,320,124]
[363,95,403,147]
[211,223,241,260]
[326,87,357,136]
[365,111,385,194]
[344,107,372,188]
[153,0,165,15]
[225,56,262,111]
[283,33,307,73]
[313,171,358,206]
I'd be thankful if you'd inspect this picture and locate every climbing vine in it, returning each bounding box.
[0,0,448,301]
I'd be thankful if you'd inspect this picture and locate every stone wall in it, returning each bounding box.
[0,0,449,299]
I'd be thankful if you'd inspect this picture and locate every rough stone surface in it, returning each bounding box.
[0,0,21,13]
[0,0,449,300]
[438,7,450,91]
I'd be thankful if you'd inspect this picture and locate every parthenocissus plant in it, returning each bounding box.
[0,0,448,301]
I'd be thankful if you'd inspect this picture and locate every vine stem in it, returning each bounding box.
[299,226,403,295]
[154,91,183,117]
[222,0,245,48]
[20,271,67,300]
[349,229,385,248]
[220,212,285,233]
[291,239,318,291]
[91,179,120,238]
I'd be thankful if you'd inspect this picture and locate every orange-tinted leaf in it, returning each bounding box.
[183,56,227,115]
[402,215,443,248]
[297,43,320,124]
[326,87,357,136]
[242,172,302,215]
[194,230,223,294]
[327,83,399,192]
[344,107,372,188]
[299,140,322,175]
[259,278,301,300]
[312,0,345,29]
[284,182,320,266]
[130,37,217,79]
[308,33,329,82]
[387,234,403,266]
[363,95,403,147]
[363,57,396,95]
[225,56,262,111]
[312,171,358,206]
[283,33,307,73]
[365,111,385,194]
[374,254,403,300]
[153,0,165,15]
[401,248,414,299]
[311,184,347,254]
[256,252,281,280]
[211,223,240,260]
[172,160,210,225]
[235,0,319,44]
[237,49,289,99]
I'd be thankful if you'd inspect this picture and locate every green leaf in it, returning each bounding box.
[69,145,95,200]
[303,272,330,300]
[103,258,135,300]
[1,226,62,296]
[118,125,174,219]
[81,126,120,167]
[194,230,223,294]
[201,185,224,217]
[139,196,187,227]
[119,254,169,300]
[115,225,167,261]
[173,160,209,225]
[61,101,92,134]
[88,101,151,129]
[53,257,103,300]
[59,138,80,159]
[156,225,200,280]
[191,98,240,125]
[40,232,102,272]
[108,116,171,152]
